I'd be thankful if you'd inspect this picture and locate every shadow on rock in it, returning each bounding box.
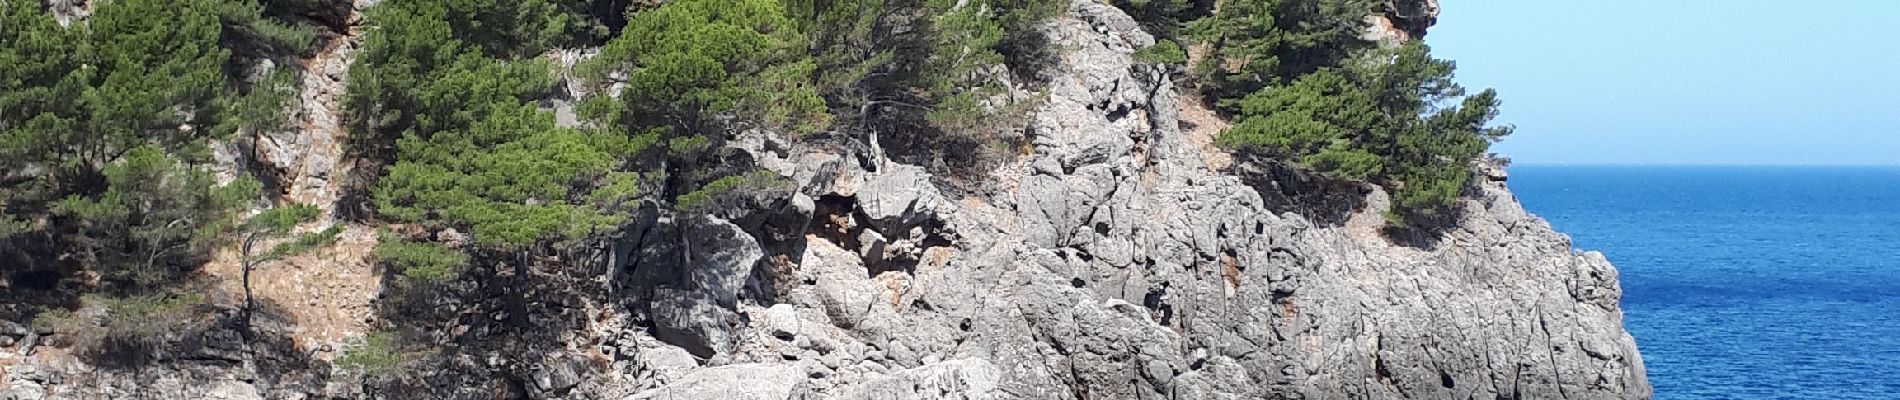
[1232,156,1370,228]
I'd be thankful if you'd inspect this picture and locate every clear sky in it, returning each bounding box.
[1429,1,1900,166]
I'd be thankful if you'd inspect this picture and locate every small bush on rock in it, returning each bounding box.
[335,329,409,375]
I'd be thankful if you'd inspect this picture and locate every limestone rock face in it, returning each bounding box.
[578,1,1645,398]
[621,1,1646,398]
[253,0,374,220]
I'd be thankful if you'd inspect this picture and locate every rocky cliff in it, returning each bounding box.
[0,1,1647,399]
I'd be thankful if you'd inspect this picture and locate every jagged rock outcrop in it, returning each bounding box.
[1368,0,1440,44]
[1,1,1647,399]
[612,1,1647,399]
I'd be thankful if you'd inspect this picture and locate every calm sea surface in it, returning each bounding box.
[1510,165,1900,400]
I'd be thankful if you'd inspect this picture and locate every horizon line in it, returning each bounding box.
[1508,162,1900,168]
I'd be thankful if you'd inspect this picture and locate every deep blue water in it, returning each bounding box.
[1510,166,1900,400]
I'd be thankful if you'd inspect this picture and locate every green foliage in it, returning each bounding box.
[245,204,323,237]
[427,0,605,57]
[1218,70,1382,177]
[1134,40,1189,65]
[335,330,409,375]
[1110,0,1204,38]
[374,235,469,283]
[77,292,206,360]
[1189,0,1375,109]
[342,0,610,141]
[96,292,205,335]
[584,0,829,137]
[51,147,259,288]
[215,0,321,56]
[261,224,343,261]
[0,0,309,290]
[344,0,567,141]
[1217,44,1512,227]
[1115,0,1516,228]
[574,0,830,216]
[86,0,231,150]
[212,67,301,138]
[907,0,1058,136]
[25,292,205,366]
[785,0,892,94]
[373,102,645,248]
[355,0,650,251]
[674,170,792,214]
[28,307,83,338]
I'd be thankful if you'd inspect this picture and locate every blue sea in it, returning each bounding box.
[1510,166,1900,400]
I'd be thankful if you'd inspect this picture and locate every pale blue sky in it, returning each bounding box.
[1430,1,1900,165]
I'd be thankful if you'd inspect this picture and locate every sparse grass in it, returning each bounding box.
[29,307,85,341]
[674,170,793,214]
[334,329,409,375]
[96,292,204,352]
[30,291,208,367]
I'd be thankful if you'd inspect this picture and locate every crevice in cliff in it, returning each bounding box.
[1537,304,1574,400]
[806,193,955,281]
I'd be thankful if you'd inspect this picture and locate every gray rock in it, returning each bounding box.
[649,288,739,359]
[857,164,946,230]
[637,341,701,382]
[8,365,58,386]
[838,359,1003,400]
[46,0,88,26]
[632,1,1643,399]
[0,320,28,337]
[762,304,801,339]
[185,328,248,362]
[15,333,37,356]
[1,382,45,400]
[688,216,765,308]
[805,240,879,329]
[820,351,845,370]
[626,363,805,400]
[535,357,586,396]
[203,380,262,400]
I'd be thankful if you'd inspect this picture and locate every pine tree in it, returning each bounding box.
[1217,44,1512,227]
[1,0,308,290]
[1189,0,1375,110]
[235,204,337,328]
[50,147,259,288]
[580,0,824,216]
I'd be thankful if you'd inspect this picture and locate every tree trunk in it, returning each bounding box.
[240,234,258,338]
[508,248,531,328]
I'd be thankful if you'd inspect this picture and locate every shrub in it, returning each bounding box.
[50,148,259,289]
[1134,40,1189,65]
[29,308,86,343]
[673,170,793,215]
[334,330,408,375]
[97,293,205,342]
[34,292,209,367]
